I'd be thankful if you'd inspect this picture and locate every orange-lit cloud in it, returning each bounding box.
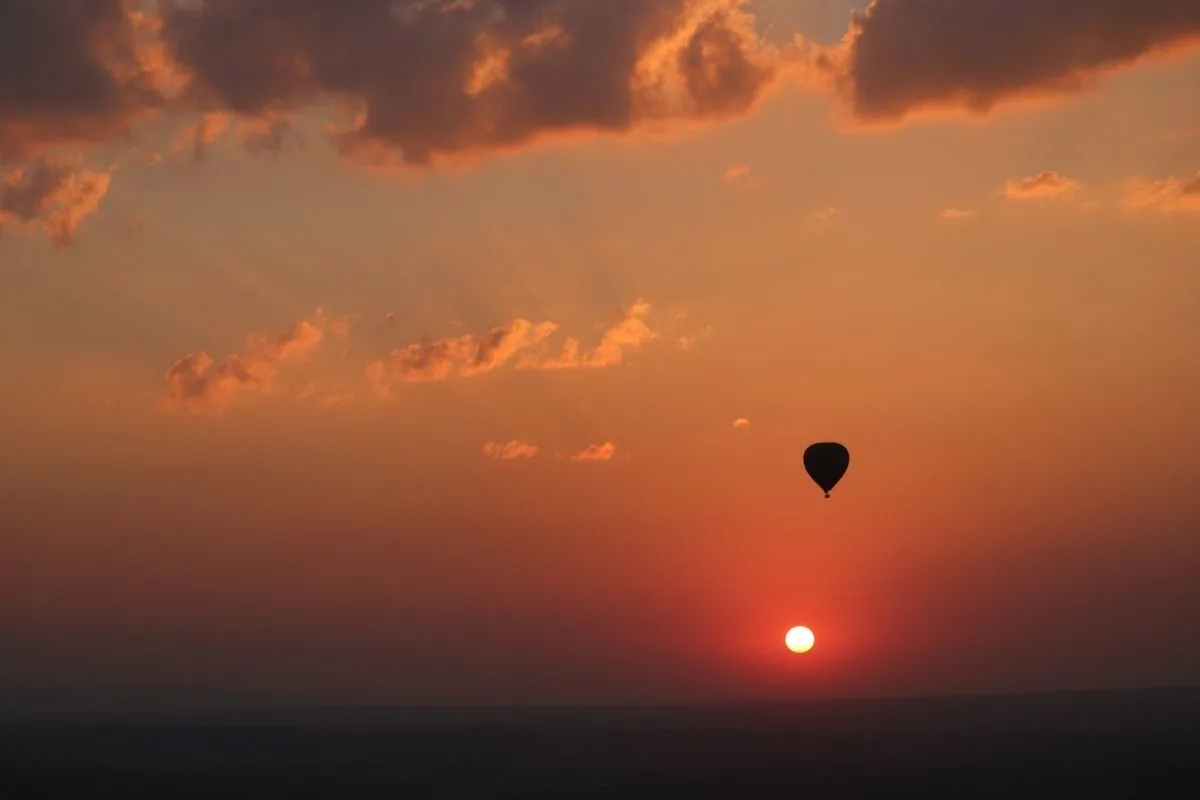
[239,112,301,156]
[1003,171,1083,201]
[483,441,540,460]
[1124,171,1200,213]
[317,393,355,410]
[809,0,1200,127]
[724,163,751,182]
[162,309,356,413]
[811,206,837,221]
[0,158,111,245]
[173,112,231,162]
[939,208,976,220]
[369,318,559,389]
[364,360,392,400]
[571,442,617,462]
[364,301,663,397]
[677,325,713,351]
[732,417,750,429]
[171,110,300,162]
[520,299,659,371]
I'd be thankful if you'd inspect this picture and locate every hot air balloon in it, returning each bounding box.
[803,442,849,498]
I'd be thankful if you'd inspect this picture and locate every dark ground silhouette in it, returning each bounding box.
[3,686,1199,798]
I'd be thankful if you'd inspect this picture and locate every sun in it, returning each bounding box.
[785,626,815,654]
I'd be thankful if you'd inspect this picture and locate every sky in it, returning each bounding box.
[2,0,1200,707]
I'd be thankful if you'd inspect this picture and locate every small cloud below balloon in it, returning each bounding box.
[483,441,540,461]
[570,442,618,462]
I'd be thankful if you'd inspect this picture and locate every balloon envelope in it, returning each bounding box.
[803,442,850,498]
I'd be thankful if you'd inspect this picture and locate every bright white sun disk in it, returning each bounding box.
[785,626,815,654]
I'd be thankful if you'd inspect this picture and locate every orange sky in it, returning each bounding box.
[2,0,1199,706]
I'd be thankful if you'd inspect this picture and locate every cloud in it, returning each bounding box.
[157,0,785,170]
[0,158,112,245]
[521,299,659,370]
[1003,171,1083,201]
[677,325,713,351]
[172,112,231,162]
[483,440,540,460]
[374,318,559,387]
[810,0,1200,126]
[811,205,837,221]
[732,417,750,429]
[1124,171,1200,213]
[170,109,302,162]
[939,207,975,220]
[0,1,168,165]
[724,163,751,182]
[364,360,393,400]
[365,300,662,397]
[5,0,1200,187]
[161,309,356,413]
[571,442,617,462]
[1,0,795,181]
[317,393,355,409]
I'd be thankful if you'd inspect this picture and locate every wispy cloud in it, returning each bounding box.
[939,207,976,220]
[363,318,557,398]
[732,417,750,429]
[678,325,713,351]
[364,360,392,400]
[1003,171,1083,201]
[1124,171,1200,214]
[161,308,356,413]
[723,163,751,182]
[366,300,660,395]
[317,393,355,410]
[570,442,617,462]
[483,441,540,460]
[518,299,660,371]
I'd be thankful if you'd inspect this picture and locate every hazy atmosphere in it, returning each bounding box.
[3,0,1200,708]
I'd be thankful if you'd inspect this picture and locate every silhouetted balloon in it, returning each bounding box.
[803,442,849,498]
